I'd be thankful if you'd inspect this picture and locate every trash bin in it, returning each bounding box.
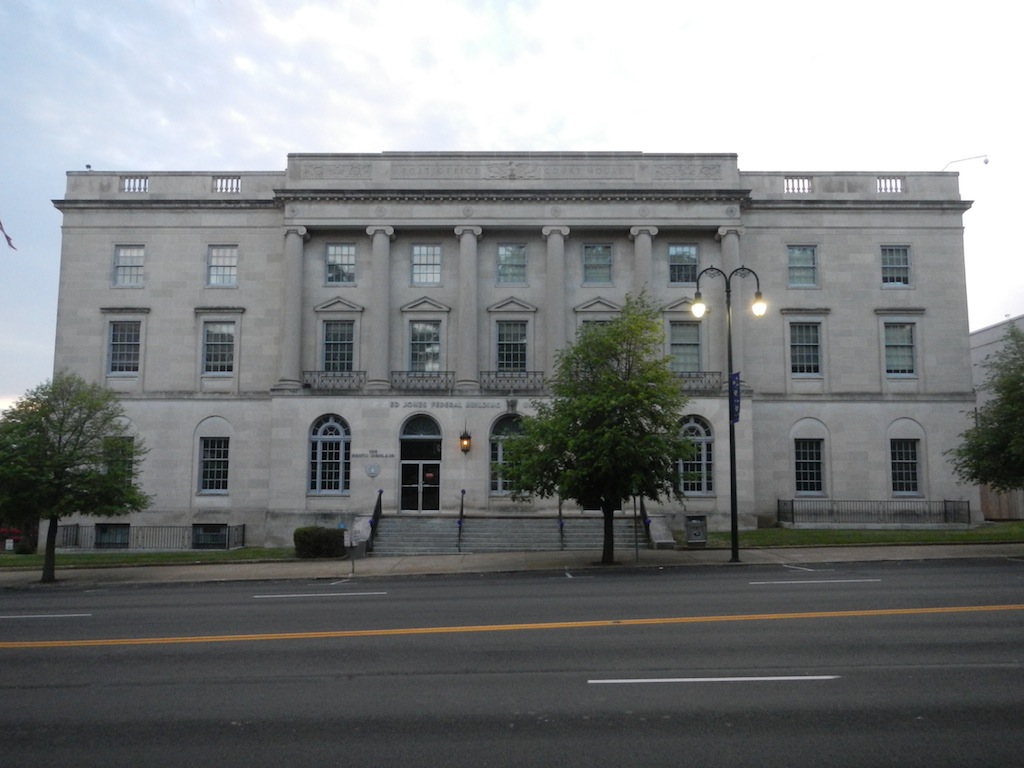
[685,515,707,548]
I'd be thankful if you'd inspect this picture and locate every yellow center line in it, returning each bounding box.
[2,603,1022,650]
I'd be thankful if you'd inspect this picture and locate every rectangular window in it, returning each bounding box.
[95,524,130,549]
[412,244,442,286]
[890,439,919,494]
[884,322,915,375]
[881,245,910,286]
[668,244,698,284]
[104,436,135,489]
[203,321,235,374]
[207,245,238,287]
[496,320,528,371]
[410,321,441,371]
[794,439,824,493]
[497,244,527,284]
[326,243,356,284]
[669,321,701,372]
[583,244,612,284]
[113,245,145,286]
[108,321,141,374]
[199,437,230,493]
[788,245,817,287]
[323,320,354,372]
[790,322,821,375]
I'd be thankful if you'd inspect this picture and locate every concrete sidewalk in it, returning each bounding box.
[2,542,1024,587]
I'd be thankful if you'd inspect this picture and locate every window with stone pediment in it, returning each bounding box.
[323,320,354,372]
[884,322,915,375]
[409,320,441,371]
[790,322,821,375]
[496,320,528,371]
[202,321,235,374]
[669,321,700,372]
[108,320,141,374]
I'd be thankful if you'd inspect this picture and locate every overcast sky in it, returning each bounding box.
[1,0,1019,410]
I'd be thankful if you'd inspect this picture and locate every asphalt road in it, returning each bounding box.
[2,558,1023,767]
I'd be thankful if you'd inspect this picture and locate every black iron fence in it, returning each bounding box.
[56,524,246,550]
[478,370,546,393]
[778,499,971,526]
[673,372,726,394]
[303,370,367,392]
[390,371,456,391]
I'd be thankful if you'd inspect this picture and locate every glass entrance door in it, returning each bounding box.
[400,415,442,512]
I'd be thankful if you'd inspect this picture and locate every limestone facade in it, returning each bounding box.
[52,153,980,546]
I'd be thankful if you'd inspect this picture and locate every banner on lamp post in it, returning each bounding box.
[729,372,741,424]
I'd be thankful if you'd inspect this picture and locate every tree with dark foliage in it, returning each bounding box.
[948,324,1024,493]
[501,294,694,564]
[0,372,151,582]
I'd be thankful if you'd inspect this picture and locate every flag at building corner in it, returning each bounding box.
[0,217,15,250]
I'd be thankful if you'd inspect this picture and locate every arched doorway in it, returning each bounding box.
[400,415,442,512]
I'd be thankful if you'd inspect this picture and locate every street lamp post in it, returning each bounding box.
[691,265,766,563]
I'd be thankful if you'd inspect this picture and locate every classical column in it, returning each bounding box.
[629,225,658,294]
[272,226,307,392]
[712,226,744,377]
[366,225,395,390]
[717,226,741,273]
[455,225,482,392]
[542,225,570,375]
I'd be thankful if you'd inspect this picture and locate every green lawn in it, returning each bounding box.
[701,522,1024,549]
[0,547,296,570]
[2,523,1023,569]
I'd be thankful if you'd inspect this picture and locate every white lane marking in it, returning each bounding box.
[782,565,819,572]
[749,578,882,585]
[589,675,840,685]
[252,591,387,600]
[0,613,93,620]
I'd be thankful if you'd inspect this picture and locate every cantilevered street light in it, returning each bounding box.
[691,266,767,563]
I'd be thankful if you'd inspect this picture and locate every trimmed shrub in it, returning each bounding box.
[293,526,347,559]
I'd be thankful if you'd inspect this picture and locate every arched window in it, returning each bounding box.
[490,415,522,494]
[309,414,351,494]
[679,415,714,495]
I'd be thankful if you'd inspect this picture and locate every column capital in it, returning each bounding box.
[366,225,395,240]
[542,225,570,239]
[454,225,482,240]
[629,225,659,240]
[716,226,743,241]
[285,225,309,240]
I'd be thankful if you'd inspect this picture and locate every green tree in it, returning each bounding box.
[0,372,151,582]
[948,324,1024,492]
[501,293,694,564]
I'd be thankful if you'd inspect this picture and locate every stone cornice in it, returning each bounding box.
[273,189,752,206]
[53,199,281,211]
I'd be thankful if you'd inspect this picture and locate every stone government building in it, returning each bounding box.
[51,152,980,549]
